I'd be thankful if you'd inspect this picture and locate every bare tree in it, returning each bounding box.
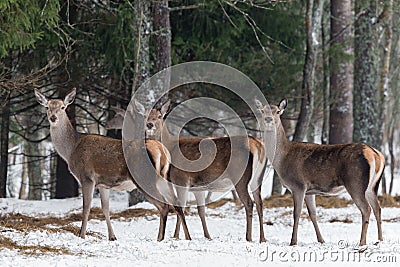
[0,92,10,198]
[152,0,171,106]
[293,0,325,142]
[378,0,393,194]
[353,0,380,148]
[329,0,353,144]
[128,0,153,206]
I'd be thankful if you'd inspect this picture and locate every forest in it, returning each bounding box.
[1,0,399,202]
[2,1,400,265]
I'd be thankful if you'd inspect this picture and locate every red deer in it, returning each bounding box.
[105,106,125,130]
[256,98,384,246]
[35,88,191,241]
[141,100,267,242]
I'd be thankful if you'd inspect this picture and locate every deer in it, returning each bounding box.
[105,103,242,238]
[105,106,125,130]
[255,98,385,246]
[139,100,267,242]
[34,88,192,242]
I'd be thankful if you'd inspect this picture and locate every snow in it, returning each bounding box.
[1,193,400,266]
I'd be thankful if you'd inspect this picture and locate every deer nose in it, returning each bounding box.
[50,115,57,122]
[265,117,273,123]
[146,122,154,129]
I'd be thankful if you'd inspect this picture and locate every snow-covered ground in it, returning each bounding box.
[1,193,400,266]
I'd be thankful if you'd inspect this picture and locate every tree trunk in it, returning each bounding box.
[353,1,380,148]
[49,152,57,199]
[329,0,353,144]
[19,153,28,199]
[321,0,330,144]
[378,0,393,195]
[388,125,395,195]
[26,133,42,200]
[271,171,282,195]
[132,0,151,102]
[152,0,171,105]
[153,0,171,73]
[128,0,153,206]
[0,94,10,198]
[293,0,325,142]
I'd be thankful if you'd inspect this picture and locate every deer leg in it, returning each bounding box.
[193,191,211,239]
[290,189,306,246]
[173,187,187,239]
[142,193,170,242]
[99,187,116,241]
[346,190,371,246]
[359,204,371,246]
[235,183,254,242]
[304,195,324,243]
[365,190,383,241]
[173,205,191,240]
[252,185,266,243]
[79,179,95,239]
[157,203,169,241]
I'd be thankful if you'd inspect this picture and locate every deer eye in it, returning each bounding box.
[158,115,162,119]
[61,106,65,110]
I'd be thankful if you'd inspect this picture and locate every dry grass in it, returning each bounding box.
[378,194,400,208]
[112,208,158,220]
[207,199,236,209]
[0,207,160,254]
[262,194,400,209]
[0,235,71,255]
[263,194,294,208]
[383,217,400,223]
[0,207,159,234]
[263,194,353,208]
[328,217,353,224]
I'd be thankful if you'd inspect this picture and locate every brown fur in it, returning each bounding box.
[35,89,191,242]
[144,102,267,242]
[257,98,385,246]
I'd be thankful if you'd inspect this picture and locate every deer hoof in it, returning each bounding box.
[109,236,117,241]
[78,230,85,239]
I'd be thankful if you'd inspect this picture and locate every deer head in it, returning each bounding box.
[35,88,76,126]
[255,98,287,132]
[144,100,170,138]
[105,106,126,130]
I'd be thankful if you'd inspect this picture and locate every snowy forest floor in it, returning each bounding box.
[1,193,400,266]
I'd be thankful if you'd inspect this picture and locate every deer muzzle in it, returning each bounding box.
[50,115,57,123]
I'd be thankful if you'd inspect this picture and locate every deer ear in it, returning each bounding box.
[160,99,170,116]
[133,100,146,116]
[278,98,287,113]
[255,98,264,110]
[64,88,76,107]
[34,89,48,107]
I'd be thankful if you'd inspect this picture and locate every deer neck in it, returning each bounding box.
[271,120,290,174]
[50,118,79,162]
[158,124,175,147]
